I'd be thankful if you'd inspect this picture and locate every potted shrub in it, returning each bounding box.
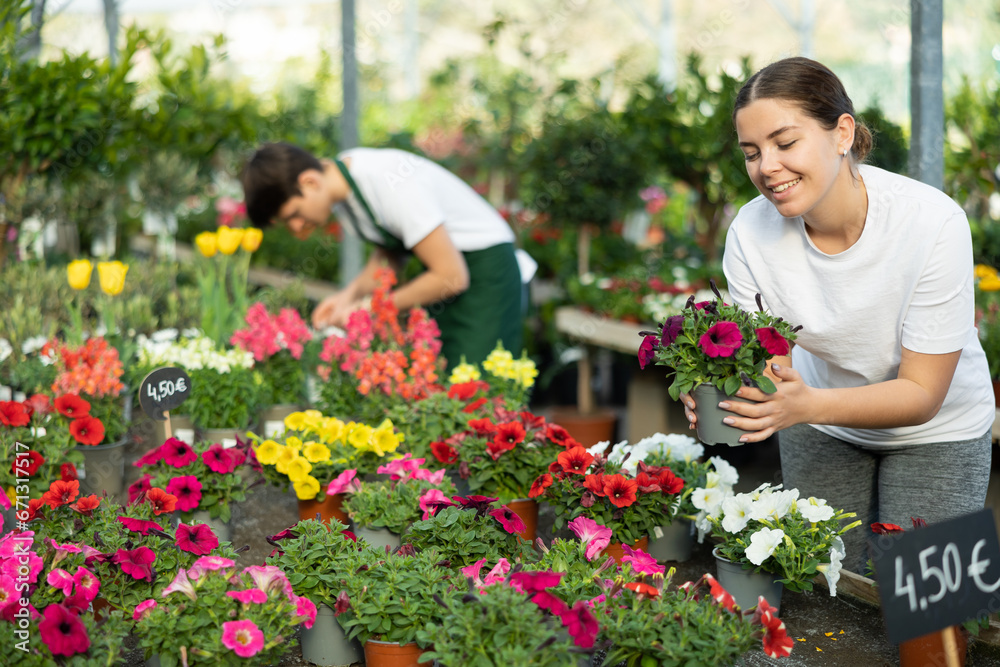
[532,444,684,559]
[695,481,861,613]
[135,558,314,666]
[265,518,366,666]
[639,280,800,445]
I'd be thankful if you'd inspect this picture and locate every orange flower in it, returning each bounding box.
[144,487,177,515]
[41,480,80,509]
[602,474,638,508]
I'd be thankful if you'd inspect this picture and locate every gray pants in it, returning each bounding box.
[778,424,992,574]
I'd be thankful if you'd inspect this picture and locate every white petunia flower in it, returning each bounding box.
[708,456,739,487]
[745,527,785,566]
[816,537,846,596]
[0,338,11,364]
[22,335,49,356]
[691,486,725,514]
[797,497,835,523]
[721,494,755,534]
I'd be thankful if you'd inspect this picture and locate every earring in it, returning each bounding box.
[841,149,848,157]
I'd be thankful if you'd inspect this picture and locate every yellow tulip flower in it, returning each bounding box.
[195,231,218,257]
[293,475,320,500]
[255,440,283,465]
[241,227,263,252]
[217,226,245,255]
[67,259,93,290]
[285,456,313,483]
[97,261,128,296]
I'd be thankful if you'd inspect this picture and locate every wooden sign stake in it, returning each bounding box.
[941,627,959,667]
[163,411,172,441]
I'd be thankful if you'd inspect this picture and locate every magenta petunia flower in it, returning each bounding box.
[46,568,74,596]
[161,437,198,467]
[699,321,743,358]
[242,565,292,598]
[117,516,163,535]
[227,588,268,604]
[133,599,158,621]
[133,445,164,468]
[418,489,455,520]
[221,619,265,658]
[112,547,156,582]
[559,600,600,649]
[326,469,361,495]
[489,506,526,535]
[175,523,220,555]
[294,594,317,629]
[660,314,685,346]
[39,603,90,657]
[165,475,203,512]
[71,566,99,604]
[508,570,564,593]
[483,559,511,586]
[755,326,791,356]
[637,335,658,370]
[568,516,612,562]
[189,556,236,579]
[127,474,152,504]
[202,443,239,474]
[0,575,18,614]
[530,591,569,615]
[621,544,665,575]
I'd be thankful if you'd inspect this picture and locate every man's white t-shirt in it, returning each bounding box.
[724,164,994,447]
[333,148,515,252]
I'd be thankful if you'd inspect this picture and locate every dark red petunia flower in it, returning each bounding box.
[41,480,80,509]
[161,438,197,468]
[602,474,638,508]
[134,444,165,468]
[699,321,743,358]
[583,473,606,497]
[519,411,545,430]
[557,447,595,476]
[69,495,101,517]
[660,315,685,346]
[755,327,790,356]
[60,463,78,482]
[112,547,156,581]
[117,516,163,535]
[463,397,488,414]
[175,523,220,555]
[448,381,486,401]
[509,570,564,593]
[54,394,91,419]
[467,418,497,436]
[128,474,152,504]
[638,335,658,370]
[38,603,90,657]
[871,522,904,535]
[560,600,600,649]
[70,416,105,446]
[529,473,553,498]
[657,468,684,495]
[144,487,178,515]
[0,401,30,427]
[452,495,498,517]
[547,460,565,478]
[544,424,574,448]
[165,476,203,512]
[430,441,459,465]
[530,591,569,615]
[12,450,44,477]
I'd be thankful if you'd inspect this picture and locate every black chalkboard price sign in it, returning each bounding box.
[138,367,191,421]
[872,509,1000,646]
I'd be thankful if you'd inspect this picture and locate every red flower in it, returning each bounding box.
[0,401,30,427]
[25,394,52,417]
[557,447,595,475]
[430,441,459,465]
[134,445,165,468]
[448,381,486,401]
[490,506,527,535]
[70,416,105,446]
[202,444,239,474]
[529,473,553,498]
[487,422,526,460]
[54,394,91,419]
[656,468,684,495]
[699,321,743,358]
[69,495,101,517]
[38,603,90,657]
[559,600,599,649]
[624,581,660,598]
[176,523,220,555]
[128,474,152,504]
[519,411,545,430]
[463,398,488,413]
[60,463,78,482]
[583,474,606,497]
[638,335,658,369]
[530,591,569,615]
[161,438,197,467]
[165,476,203,512]
[41,480,80,509]
[759,606,793,658]
[871,522,904,535]
[144,487,177,515]
[117,516,163,535]
[705,574,735,611]
[634,471,661,494]
[12,450,44,477]
[24,498,45,522]
[467,418,497,436]
[112,547,156,581]
[755,327,790,356]
[543,423,576,448]
[602,474,638,508]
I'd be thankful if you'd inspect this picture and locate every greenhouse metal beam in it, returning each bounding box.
[909,0,944,190]
[340,0,363,283]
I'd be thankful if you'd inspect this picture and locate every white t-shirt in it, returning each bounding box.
[333,148,515,251]
[724,165,994,447]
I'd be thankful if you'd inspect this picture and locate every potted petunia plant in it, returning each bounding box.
[638,280,800,445]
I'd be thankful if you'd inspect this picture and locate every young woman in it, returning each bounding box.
[684,57,994,572]
[241,142,523,370]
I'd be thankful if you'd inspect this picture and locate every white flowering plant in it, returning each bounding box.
[695,482,861,595]
[136,333,261,429]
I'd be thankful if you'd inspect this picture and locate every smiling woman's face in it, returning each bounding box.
[735,98,850,221]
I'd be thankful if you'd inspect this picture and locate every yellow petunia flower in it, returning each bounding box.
[284,436,303,453]
[241,227,263,252]
[370,420,402,456]
[67,259,93,290]
[217,226,245,255]
[979,274,1000,292]
[285,456,313,483]
[317,417,346,444]
[255,440,283,465]
[293,475,320,500]
[195,231,218,257]
[347,423,374,450]
[97,261,129,296]
[300,409,324,432]
[303,441,331,463]
[975,264,998,280]
[275,446,299,475]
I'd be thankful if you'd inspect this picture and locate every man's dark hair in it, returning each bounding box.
[241,142,323,226]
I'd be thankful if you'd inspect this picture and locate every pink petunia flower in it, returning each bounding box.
[559,600,600,649]
[127,474,152,503]
[227,588,268,604]
[188,556,236,580]
[755,326,790,356]
[46,568,75,596]
[376,453,424,480]
[166,475,203,512]
[112,547,156,581]
[530,590,569,615]
[483,559,511,586]
[117,516,163,535]
[161,437,198,467]
[490,506,526,535]
[568,516,612,562]
[409,468,446,484]
[175,523,220,555]
[39,603,90,656]
[418,488,455,520]
[508,571,564,593]
[0,575,18,614]
[243,565,293,598]
[133,599,158,621]
[699,321,743,358]
[162,568,198,601]
[66,567,100,609]
[461,558,488,584]
[326,469,361,496]
[221,619,265,658]
[202,443,240,474]
[294,594,318,629]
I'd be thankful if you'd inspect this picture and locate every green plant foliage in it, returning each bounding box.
[858,104,908,174]
[265,518,364,605]
[404,504,534,568]
[529,538,612,607]
[2,608,132,666]
[416,583,580,667]
[946,76,1000,224]
[344,477,457,535]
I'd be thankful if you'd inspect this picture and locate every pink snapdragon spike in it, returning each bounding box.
[227,588,268,605]
[508,570,564,593]
[39,603,90,657]
[231,303,312,362]
[418,488,455,520]
[175,523,220,556]
[133,599,158,621]
[294,594,318,629]
[112,547,156,582]
[568,516,612,562]
[327,469,361,496]
[222,619,265,658]
[621,544,665,576]
[47,568,75,596]
[161,568,198,601]
[490,506,526,535]
[560,600,600,648]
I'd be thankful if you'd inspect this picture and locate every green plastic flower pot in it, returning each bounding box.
[713,547,783,614]
[354,525,402,553]
[648,519,694,563]
[692,383,755,447]
[301,603,364,666]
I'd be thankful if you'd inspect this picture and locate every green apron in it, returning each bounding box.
[334,159,523,370]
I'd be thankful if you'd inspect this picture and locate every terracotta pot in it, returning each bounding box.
[506,498,538,542]
[298,493,349,525]
[363,639,424,667]
[898,626,967,667]
[547,407,617,448]
[601,536,649,563]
